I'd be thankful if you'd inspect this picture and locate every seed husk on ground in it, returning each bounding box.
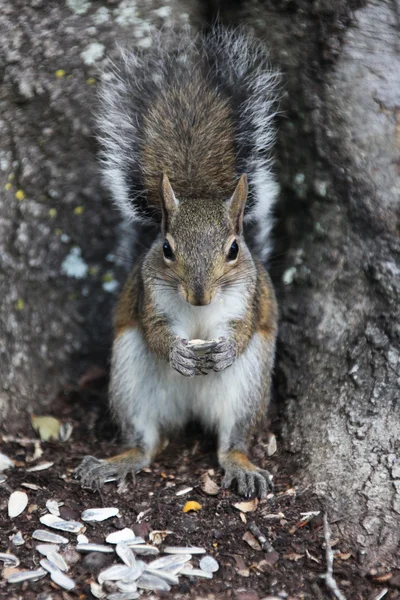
[106,592,139,600]
[125,544,159,555]
[116,543,136,567]
[26,461,54,472]
[50,568,76,590]
[82,507,119,521]
[0,552,20,567]
[106,529,141,544]
[98,564,134,584]
[36,544,60,556]
[144,567,179,585]
[181,568,213,579]
[200,555,219,572]
[6,568,47,583]
[39,513,84,533]
[136,572,171,592]
[8,490,28,518]
[45,499,61,516]
[147,554,191,571]
[47,550,69,571]
[32,529,69,544]
[164,546,206,554]
[76,543,114,553]
[11,531,25,546]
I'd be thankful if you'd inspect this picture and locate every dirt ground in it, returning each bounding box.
[0,370,398,600]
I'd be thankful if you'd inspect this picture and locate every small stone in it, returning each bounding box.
[8,491,28,518]
[200,555,219,573]
[82,507,119,521]
[164,546,205,555]
[6,568,47,583]
[137,572,171,592]
[76,543,114,553]
[32,530,69,544]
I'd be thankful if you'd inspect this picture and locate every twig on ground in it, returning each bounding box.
[373,590,388,600]
[321,513,347,600]
[248,523,274,553]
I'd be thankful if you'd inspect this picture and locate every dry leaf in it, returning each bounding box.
[233,498,258,513]
[283,552,304,561]
[149,530,173,545]
[371,572,392,583]
[31,415,61,441]
[199,473,220,496]
[337,552,352,561]
[242,531,262,552]
[182,501,202,513]
[239,513,247,524]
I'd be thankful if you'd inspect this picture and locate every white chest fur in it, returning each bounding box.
[151,284,249,340]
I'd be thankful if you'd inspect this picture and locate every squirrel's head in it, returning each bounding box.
[152,173,254,306]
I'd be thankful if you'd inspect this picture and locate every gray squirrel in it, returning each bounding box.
[75,27,279,498]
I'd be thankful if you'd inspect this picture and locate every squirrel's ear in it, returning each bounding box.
[160,173,179,232]
[228,174,248,234]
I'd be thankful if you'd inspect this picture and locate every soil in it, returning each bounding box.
[0,371,398,600]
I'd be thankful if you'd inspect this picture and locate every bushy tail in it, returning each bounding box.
[97,26,279,261]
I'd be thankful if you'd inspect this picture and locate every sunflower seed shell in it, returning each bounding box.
[8,491,28,518]
[32,530,69,544]
[81,507,119,521]
[6,568,47,583]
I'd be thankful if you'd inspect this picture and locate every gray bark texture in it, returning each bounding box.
[217,0,400,569]
[0,0,202,427]
[1,0,399,569]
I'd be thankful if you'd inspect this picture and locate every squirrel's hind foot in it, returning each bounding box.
[74,449,149,489]
[220,450,273,499]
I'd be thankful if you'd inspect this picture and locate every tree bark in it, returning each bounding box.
[0,0,202,428]
[217,0,400,568]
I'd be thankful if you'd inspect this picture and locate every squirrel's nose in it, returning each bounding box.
[187,289,212,306]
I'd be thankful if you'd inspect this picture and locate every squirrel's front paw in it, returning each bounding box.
[170,337,201,377]
[202,336,237,372]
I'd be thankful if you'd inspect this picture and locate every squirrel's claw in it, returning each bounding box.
[170,337,199,377]
[202,336,237,372]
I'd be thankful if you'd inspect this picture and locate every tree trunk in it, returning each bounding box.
[217,0,400,568]
[0,0,202,428]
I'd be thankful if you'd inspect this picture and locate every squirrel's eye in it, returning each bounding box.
[227,239,239,261]
[163,240,175,261]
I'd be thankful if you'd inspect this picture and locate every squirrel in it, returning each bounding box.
[75,27,279,498]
